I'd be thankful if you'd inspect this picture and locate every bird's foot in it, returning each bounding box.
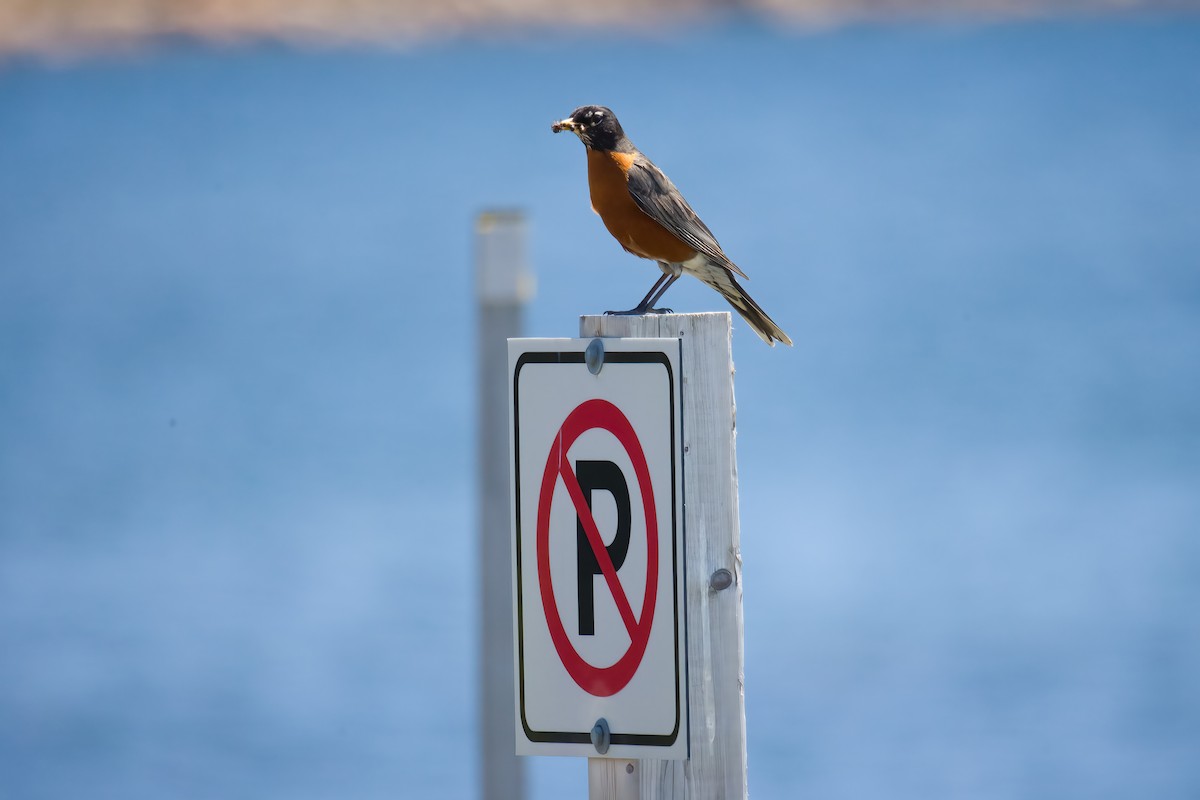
[604,306,674,316]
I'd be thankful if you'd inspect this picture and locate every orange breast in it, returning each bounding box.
[586,150,697,264]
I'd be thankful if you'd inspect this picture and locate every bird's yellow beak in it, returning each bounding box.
[551,117,578,134]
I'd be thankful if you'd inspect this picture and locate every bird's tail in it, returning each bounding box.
[693,260,793,347]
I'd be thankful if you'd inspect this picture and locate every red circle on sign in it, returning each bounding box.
[536,398,659,697]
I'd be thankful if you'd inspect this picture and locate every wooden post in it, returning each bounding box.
[579,312,749,800]
[478,211,533,800]
[589,758,643,799]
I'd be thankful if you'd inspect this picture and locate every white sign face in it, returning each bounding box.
[508,338,687,760]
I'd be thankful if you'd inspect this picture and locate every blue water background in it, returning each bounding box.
[2,18,1198,799]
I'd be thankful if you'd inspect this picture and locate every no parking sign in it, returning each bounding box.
[508,338,688,759]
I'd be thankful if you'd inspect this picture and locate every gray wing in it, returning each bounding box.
[626,158,748,278]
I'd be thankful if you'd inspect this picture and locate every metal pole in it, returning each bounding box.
[478,210,533,800]
[580,312,749,800]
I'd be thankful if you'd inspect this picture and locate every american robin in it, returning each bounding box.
[552,105,793,346]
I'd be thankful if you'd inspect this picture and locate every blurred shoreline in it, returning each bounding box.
[2,0,1196,60]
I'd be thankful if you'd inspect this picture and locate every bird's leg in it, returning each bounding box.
[605,273,669,315]
[643,272,680,311]
[605,266,680,316]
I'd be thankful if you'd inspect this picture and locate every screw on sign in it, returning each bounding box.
[536,398,658,697]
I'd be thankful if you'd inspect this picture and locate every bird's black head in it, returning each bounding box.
[551,105,629,152]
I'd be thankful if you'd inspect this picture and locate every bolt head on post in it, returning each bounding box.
[710,568,734,591]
